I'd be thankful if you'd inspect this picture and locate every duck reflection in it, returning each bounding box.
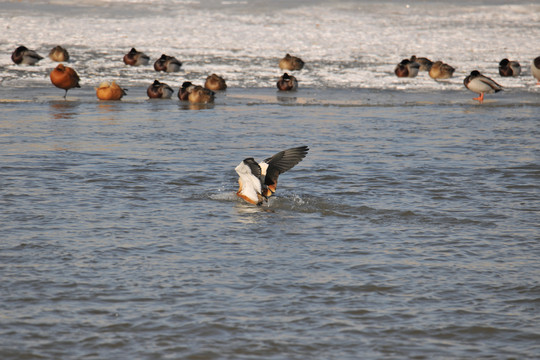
[97,102,122,113]
[96,102,124,122]
[178,102,215,111]
[49,101,80,119]
[277,93,297,104]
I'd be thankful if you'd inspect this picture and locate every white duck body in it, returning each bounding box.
[235,160,264,204]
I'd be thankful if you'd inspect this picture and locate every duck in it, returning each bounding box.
[279,53,305,71]
[96,81,127,100]
[394,59,420,78]
[532,56,540,85]
[11,45,43,65]
[48,46,69,62]
[178,81,194,101]
[277,73,298,91]
[153,54,182,72]
[188,85,215,104]
[410,55,433,71]
[235,146,309,205]
[464,70,503,103]
[123,48,150,66]
[50,64,81,98]
[429,61,455,80]
[204,74,227,91]
[147,80,174,99]
[178,81,193,101]
[498,59,521,77]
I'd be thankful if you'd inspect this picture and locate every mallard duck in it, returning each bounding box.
[394,59,420,78]
[147,80,174,99]
[277,73,298,91]
[123,48,150,66]
[235,146,309,205]
[178,81,194,101]
[11,45,43,65]
[153,54,182,72]
[464,70,503,103]
[498,59,521,77]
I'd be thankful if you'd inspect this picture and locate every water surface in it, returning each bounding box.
[1,0,540,358]
[1,85,539,359]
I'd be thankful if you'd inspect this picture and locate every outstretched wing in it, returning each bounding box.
[262,145,309,196]
[244,158,261,178]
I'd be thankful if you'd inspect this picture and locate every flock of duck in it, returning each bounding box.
[394,55,540,103]
[10,45,303,103]
[10,45,311,204]
[9,45,540,205]
[13,44,540,105]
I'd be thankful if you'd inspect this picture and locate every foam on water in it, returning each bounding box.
[1,0,539,91]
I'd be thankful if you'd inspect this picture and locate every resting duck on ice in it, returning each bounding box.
[123,48,150,66]
[11,45,43,65]
[429,61,455,80]
[49,46,70,62]
[394,58,420,78]
[147,80,174,99]
[464,70,503,103]
[153,54,182,72]
[279,53,305,71]
[235,146,309,205]
[410,55,433,71]
[498,58,521,77]
[277,73,298,91]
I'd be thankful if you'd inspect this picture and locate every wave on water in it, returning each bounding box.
[207,190,492,229]
[1,1,539,91]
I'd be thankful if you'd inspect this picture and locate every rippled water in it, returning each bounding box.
[2,0,540,358]
[1,86,539,359]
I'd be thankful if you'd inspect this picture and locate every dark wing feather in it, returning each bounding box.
[264,146,309,189]
[243,158,262,179]
[479,77,503,92]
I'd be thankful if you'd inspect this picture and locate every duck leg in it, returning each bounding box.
[473,93,484,103]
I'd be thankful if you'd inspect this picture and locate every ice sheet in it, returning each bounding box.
[1,0,539,91]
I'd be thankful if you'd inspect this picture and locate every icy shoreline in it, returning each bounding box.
[1,1,539,90]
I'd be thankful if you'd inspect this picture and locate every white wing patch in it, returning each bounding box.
[258,161,269,179]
